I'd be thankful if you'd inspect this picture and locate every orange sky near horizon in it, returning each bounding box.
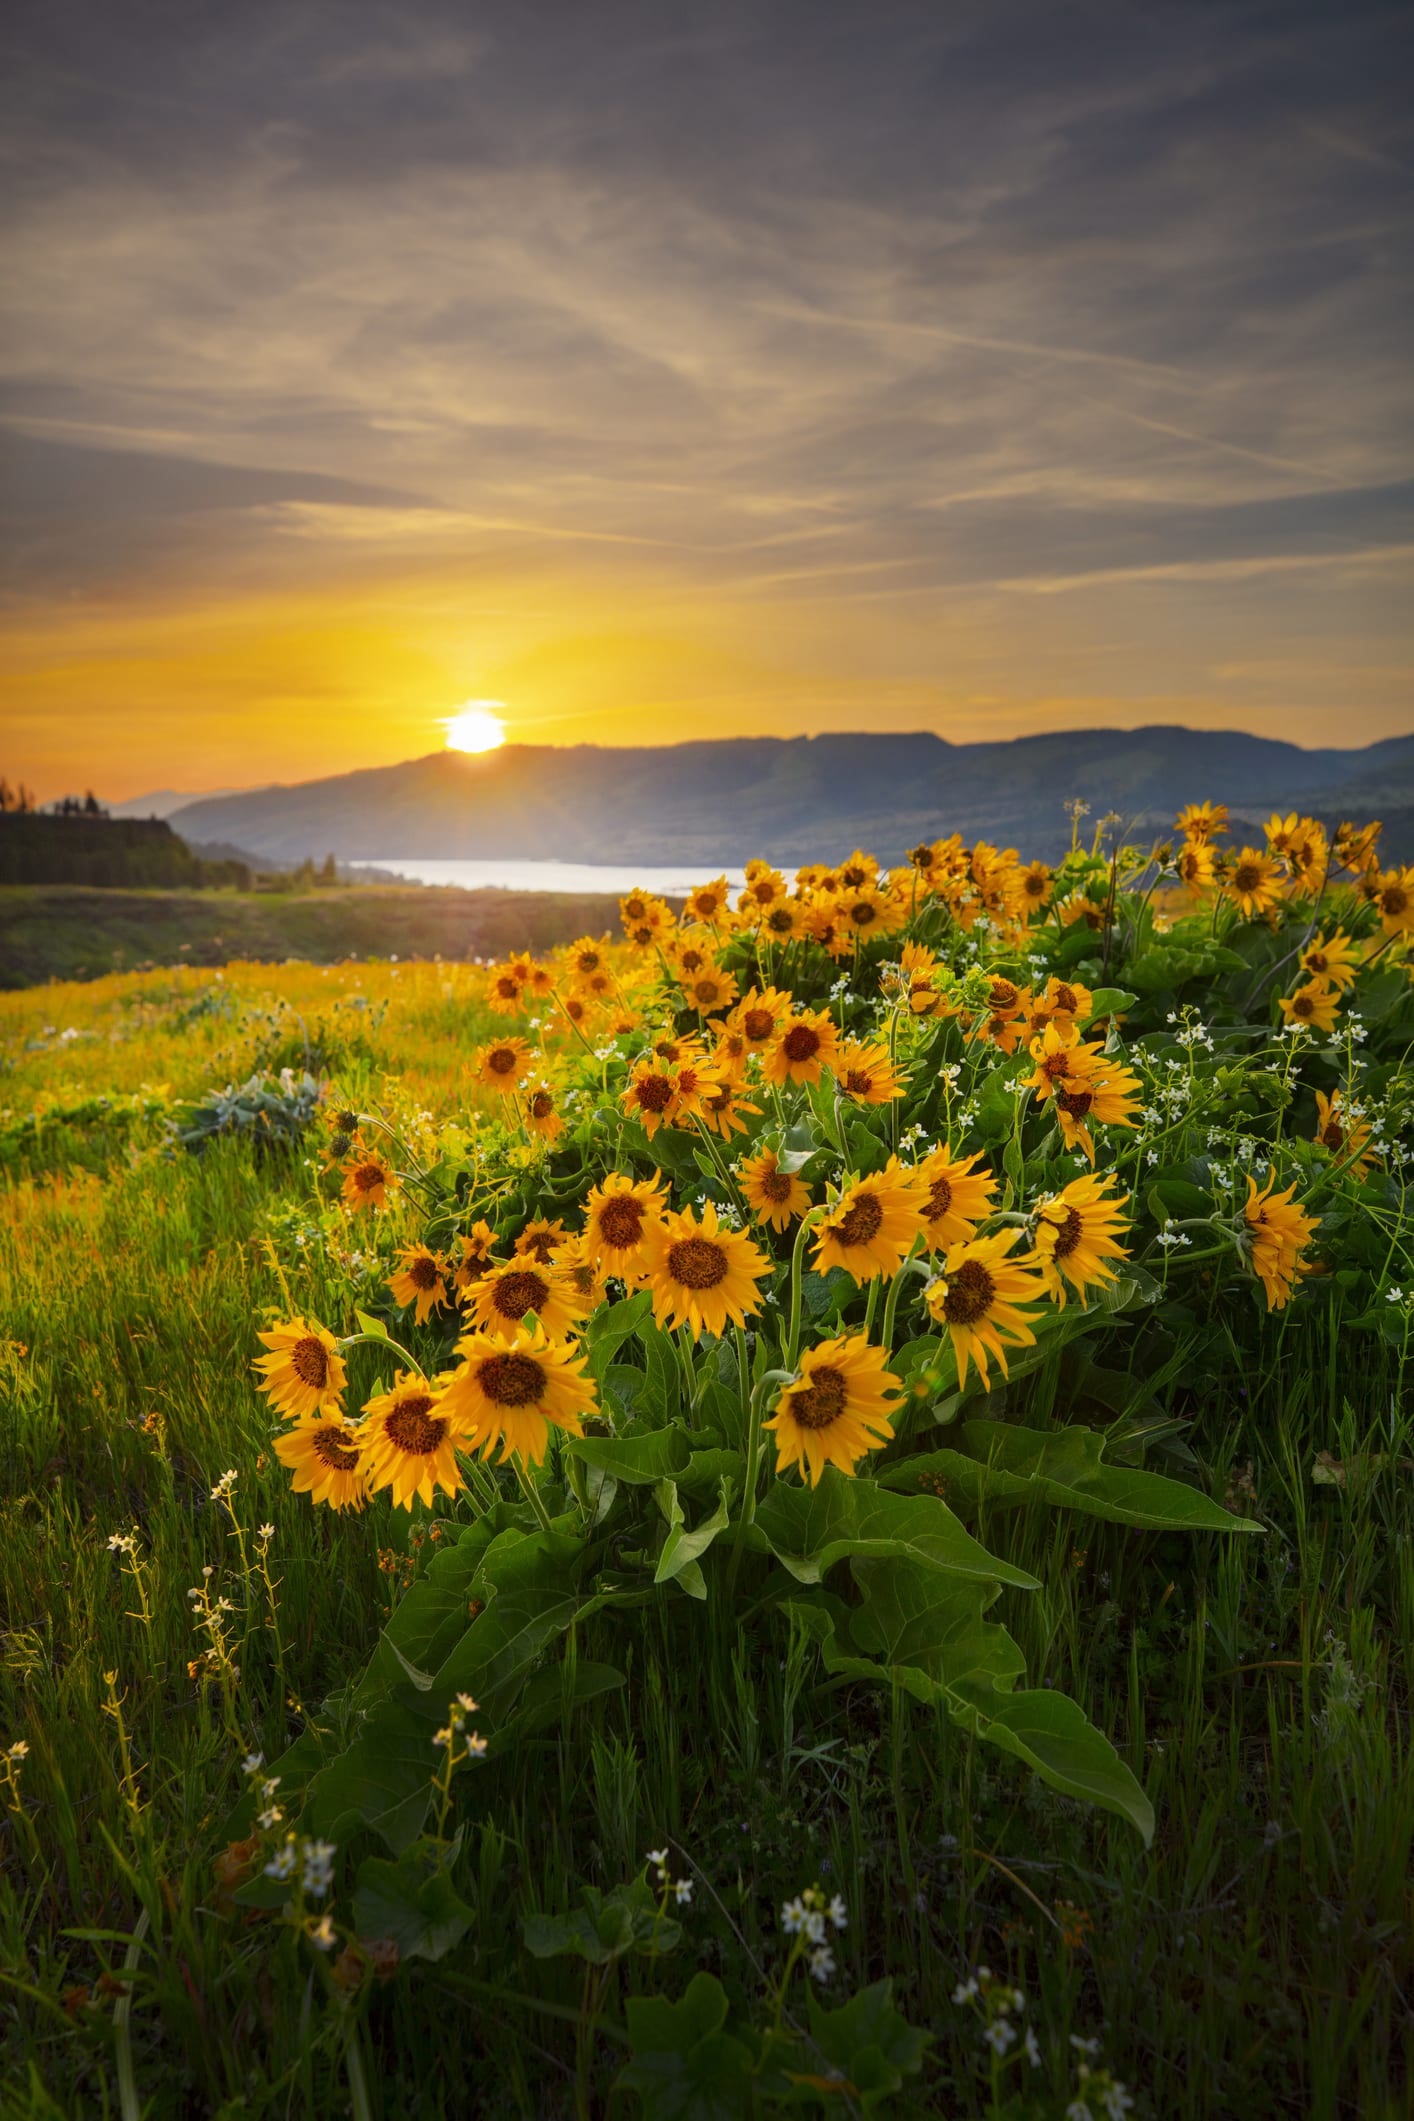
[3,4,1411,804]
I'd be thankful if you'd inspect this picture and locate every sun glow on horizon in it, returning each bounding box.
[443,703,507,754]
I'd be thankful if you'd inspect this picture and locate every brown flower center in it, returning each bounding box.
[530,1092,555,1120]
[1233,862,1262,893]
[1040,1052,1074,1083]
[1046,1206,1083,1260]
[313,1424,361,1471]
[941,1258,995,1325]
[575,949,601,973]
[408,1254,439,1290]
[477,1353,545,1406]
[488,1046,518,1075]
[519,1228,558,1263]
[782,1023,821,1063]
[1293,994,1315,1019]
[848,900,878,928]
[1052,984,1079,1014]
[384,1396,445,1454]
[742,1008,775,1041]
[925,1176,952,1223]
[841,865,868,889]
[1305,951,1328,974]
[1058,1086,1094,1120]
[692,979,721,1006]
[835,1192,883,1247]
[666,1236,729,1289]
[598,1194,647,1249]
[1381,884,1407,916]
[1321,1121,1344,1151]
[353,1160,386,1193]
[290,1335,330,1387]
[761,1169,793,1203]
[492,1269,550,1319]
[844,1069,873,1096]
[494,977,520,1000]
[635,1072,674,1112]
[989,979,1019,1011]
[679,947,708,974]
[766,907,795,935]
[788,1366,847,1431]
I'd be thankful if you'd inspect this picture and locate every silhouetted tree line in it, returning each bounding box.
[0,780,108,816]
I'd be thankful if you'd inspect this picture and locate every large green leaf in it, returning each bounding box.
[617,1973,755,2119]
[585,1289,655,1380]
[801,1978,930,2108]
[353,1836,473,1962]
[654,1478,731,1597]
[948,1677,1154,1843]
[565,1426,691,1486]
[878,1421,1260,1533]
[753,1467,1038,1590]
[524,1877,681,1966]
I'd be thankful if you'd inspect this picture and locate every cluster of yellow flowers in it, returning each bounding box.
[257,804,1379,1519]
[1170,803,1412,1034]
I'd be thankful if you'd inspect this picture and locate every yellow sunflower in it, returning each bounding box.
[1056,1054,1143,1164]
[738,1146,812,1231]
[1300,931,1359,991]
[813,1160,924,1282]
[387,1244,450,1325]
[684,876,733,927]
[524,1084,566,1145]
[485,961,529,1015]
[273,1413,368,1512]
[758,897,805,945]
[1175,800,1228,842]
[1313,1090,1374,1173]
[833,1038,906,1104]
[1176,839,1216,890]
[582,1171,668,1274]
[711,1023,751,1078]
[739,861,787,913]
[469,1258,589,1342]
[681,965,740,1017]
[925,1231,1047,1390]
[1018,861,1053,914]
[664,1060,726,1131]
[515,1216,571,1266]
[474,1036,534,1094]
[764,1336,901,1485]
[730,987,793,1052]
[565,935,610,980]
[696,1078,761,1139]
[441,1324,597,1467]
[762,1008,840,1088]
[643,1200,770,1339]
[1244,1175,1319,1311]
[1032,1174,1131,1308]
[340,1146,397,1214]
[832,884,900,941]
[1224,848,1282,919]
[359,1373,470,1510]
[1278,980,1339,1034]
[552,1234,610,1310]
[622,1059,679,1137]
[253,1316,347,1420]
[669,929,718,981]
[619,890,672,940]
[915,1146,997,1254]
[1375,865,1414,936]
[450,1221,501,1300]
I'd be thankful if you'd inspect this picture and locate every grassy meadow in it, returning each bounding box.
[2,822,1412,2119]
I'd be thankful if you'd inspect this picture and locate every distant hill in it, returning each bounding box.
[0,814,251,890]
[110,785,252,820]
[168,727,1414,868]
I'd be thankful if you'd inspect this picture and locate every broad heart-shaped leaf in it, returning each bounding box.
[617,1972,755,2120]
[948,1676,1154,1844]
[524,1876,681,1966]
[800,1977,930,2108]
[353,1836,473,1962]
[565,1425,691,1486]
[790,1570,1152,1842]
[303,1527,587,1849]
[654,1478,731,1596]
[585,1288,654,1381]
[352,1506,525,1710]
[753,1467,1039,1591]
[878,1420,1261,1533]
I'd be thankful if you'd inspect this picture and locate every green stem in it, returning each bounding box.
[512,1454,554,1532]
[881,1246,928,1351]
[784,1207,827,1371]
[339,1328,427,1380]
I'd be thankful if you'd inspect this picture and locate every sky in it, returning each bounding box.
[2,0,1412,802]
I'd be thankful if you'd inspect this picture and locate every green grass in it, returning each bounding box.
[1,965,1411,2118]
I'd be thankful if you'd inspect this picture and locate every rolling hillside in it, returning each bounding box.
[168,726,1414,868]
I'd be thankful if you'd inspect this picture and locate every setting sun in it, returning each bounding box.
[443,703,507,754]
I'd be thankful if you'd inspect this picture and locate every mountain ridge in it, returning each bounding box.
[168,726,1414,868]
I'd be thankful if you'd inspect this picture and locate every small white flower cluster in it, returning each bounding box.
[263,1829,337,1899]
[780,1883,846,1981]
[209,1469,238,1504]
[6,1739,28,1762]
[107,1531,138,1555]
[434,1691,488,1757]
[952,1965,1040,2068]
[646,1848,693,1905]
[1066,2037,1136,2121]
[1155,1230,1192,1249]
